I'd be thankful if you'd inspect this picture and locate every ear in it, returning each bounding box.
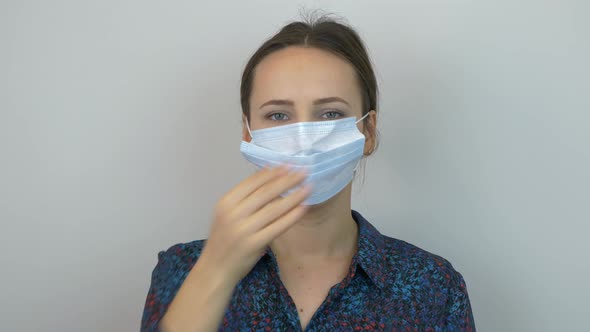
[242,114,252,142]
[362,110,377,156]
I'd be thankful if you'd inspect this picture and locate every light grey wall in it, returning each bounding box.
[1,1,588,331]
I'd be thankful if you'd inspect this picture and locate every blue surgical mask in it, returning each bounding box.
[240,113,369,205]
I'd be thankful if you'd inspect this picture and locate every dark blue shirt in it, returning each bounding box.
[141,210,475,331]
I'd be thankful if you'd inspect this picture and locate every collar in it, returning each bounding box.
[352,209,387,290]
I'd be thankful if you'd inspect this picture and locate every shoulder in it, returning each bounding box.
[355,210,474,328]
[141,239,208,331]
[382,235,459,278]
[383,235,463,284]
[155,239,207,274]
[355,210,466,296]
[377,235,468,305]
[380,236,475,328]
[147,239,208,296]
[373,236,474,329]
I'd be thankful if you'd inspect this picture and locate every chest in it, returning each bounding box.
[277,259,351,330]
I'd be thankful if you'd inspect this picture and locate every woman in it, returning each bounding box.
[141,16,475,332]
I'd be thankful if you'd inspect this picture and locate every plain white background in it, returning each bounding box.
[1,0,589,331]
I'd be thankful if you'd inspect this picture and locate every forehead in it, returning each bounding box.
[251,46,361,106]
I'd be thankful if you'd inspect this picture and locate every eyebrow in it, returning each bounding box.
[259,96,350,109]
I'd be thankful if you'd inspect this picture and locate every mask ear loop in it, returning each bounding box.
[244,116,254,142]
[353,160,362,173]
[353,112,371,174]
[355,112,370,124]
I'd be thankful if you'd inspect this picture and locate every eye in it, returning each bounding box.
[268,112,289,121]
[321,110,344,119]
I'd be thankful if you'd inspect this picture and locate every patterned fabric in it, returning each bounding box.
[141,210,475,331]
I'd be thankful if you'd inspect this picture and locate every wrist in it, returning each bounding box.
[189,253,239,290]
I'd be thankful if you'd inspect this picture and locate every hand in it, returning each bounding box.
[198,165,311,284]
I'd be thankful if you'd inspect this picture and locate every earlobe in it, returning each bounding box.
[364,142,375,156]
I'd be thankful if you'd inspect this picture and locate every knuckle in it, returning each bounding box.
[254,185,272,199]
[214,201,225,217]
[214,202,233,222]
[216,195,228,209]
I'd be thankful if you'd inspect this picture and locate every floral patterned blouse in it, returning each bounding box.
[141,210,475,331]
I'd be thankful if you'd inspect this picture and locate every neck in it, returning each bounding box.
[269,183,358,263]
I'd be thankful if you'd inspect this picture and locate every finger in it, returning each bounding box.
[245,183,311,233]
[236,169,308,218]
[222,165,289,208]
[253,201,309,245]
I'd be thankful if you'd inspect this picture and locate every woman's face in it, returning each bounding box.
[244,46,376,154]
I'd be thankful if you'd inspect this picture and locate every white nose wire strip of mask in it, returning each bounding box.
[245,112,370,139]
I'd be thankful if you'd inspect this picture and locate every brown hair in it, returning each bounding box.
[240,14,379,151]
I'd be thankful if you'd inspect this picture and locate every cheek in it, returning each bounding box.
[246,115,275,131]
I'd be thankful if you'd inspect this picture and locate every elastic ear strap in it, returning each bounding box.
[353,160,361,172]
[245,117,253,140]
[356,112,370,124]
